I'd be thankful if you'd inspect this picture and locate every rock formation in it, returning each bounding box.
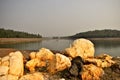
[26,48,71,74]
[0,38,118,80]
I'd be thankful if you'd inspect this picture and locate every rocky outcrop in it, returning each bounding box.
[65,38,95,59]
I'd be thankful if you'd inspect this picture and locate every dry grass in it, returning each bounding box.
[0,38,42,44]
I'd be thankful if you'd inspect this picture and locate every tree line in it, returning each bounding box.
[0,28,42,38]
[69,29,120,38]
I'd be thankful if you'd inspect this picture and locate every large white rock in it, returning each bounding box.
[9,51,24,77]
[65,38,95,59]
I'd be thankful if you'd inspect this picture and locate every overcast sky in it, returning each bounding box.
[0,0,120,37]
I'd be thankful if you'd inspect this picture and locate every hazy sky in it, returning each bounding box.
[0,0,120,37]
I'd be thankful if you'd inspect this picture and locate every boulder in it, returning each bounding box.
[65,38,95,59]
[36,48,54,60]
[55,53,71,72]
[29,52,36,59]
[9,51,24,77]
[48,53,71,73]
[81,64,104,80]
[0,66,9,76]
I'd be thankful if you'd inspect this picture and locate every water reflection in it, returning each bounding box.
[0,39,120,56]
[92,40,120,56]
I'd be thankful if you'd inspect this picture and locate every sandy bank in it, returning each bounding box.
[0,38,42,44]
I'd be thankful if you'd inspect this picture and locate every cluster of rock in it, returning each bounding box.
[0,38,116,80]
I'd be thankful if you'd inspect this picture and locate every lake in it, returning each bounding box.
[0,38,120,56]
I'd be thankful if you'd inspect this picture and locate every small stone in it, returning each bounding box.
[29,52,36,59]
[26,58,46,73]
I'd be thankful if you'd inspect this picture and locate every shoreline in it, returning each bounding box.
[0,38,42,44]
[88,37,120,41]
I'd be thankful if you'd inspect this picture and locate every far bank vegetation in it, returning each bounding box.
[0,28,42,38]
[69,29,120,38]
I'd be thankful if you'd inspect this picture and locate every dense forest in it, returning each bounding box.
[0,28,42,38]
[69,29,120,38]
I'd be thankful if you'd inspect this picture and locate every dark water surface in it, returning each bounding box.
[0,39,120,56]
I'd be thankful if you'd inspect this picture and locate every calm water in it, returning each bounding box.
[0,39,120,56]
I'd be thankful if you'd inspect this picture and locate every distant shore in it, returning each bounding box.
[0,38,42,44]
[87,37,120,41]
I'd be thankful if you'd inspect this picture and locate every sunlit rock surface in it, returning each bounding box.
[81,64,104,80]
[26,48,55,73]
[0,66,9,76]
[9,51,24,77]
[19,72,47,80]
[85,54,115,68]
[48,53,71,73]
[0,74,18,80]
[65,38,95,59]
[26,48,71,74]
